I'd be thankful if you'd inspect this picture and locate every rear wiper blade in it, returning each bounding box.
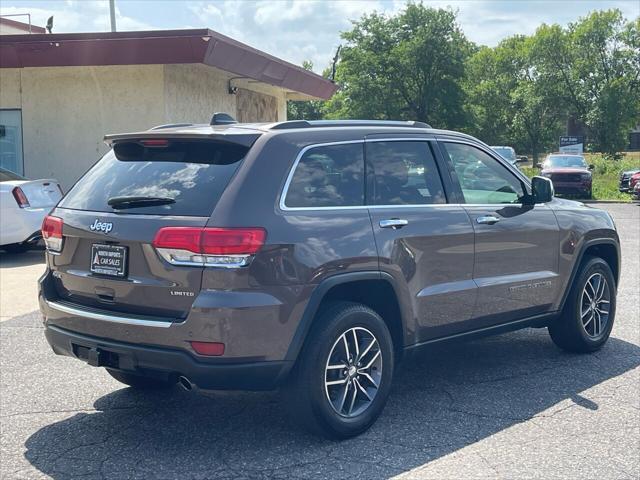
[107,196,176,209]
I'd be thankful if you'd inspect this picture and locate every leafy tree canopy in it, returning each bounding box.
[288,4,639,156]
[324,3,474,128]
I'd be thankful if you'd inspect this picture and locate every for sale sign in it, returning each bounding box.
[559,136,584,154]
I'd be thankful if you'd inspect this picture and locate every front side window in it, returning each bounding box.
[366,141,446,205]
[442,142,526,204]
[284,143,364,208]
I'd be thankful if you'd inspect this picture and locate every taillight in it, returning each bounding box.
[152,227,266,268]
[201,228,266,255]
[12,187,30,208]
[42,215,64,253]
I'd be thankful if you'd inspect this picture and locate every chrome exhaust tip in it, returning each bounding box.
[177,375,195,392]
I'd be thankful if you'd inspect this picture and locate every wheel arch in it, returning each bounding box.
[283,272,412,369]
[559,238,620,312]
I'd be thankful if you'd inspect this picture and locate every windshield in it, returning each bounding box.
[491,147,516,161]
[544,155,587,168]
[0,168,26,181]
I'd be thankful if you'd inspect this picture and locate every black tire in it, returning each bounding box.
[284,301,394,439]
[548,256,616,353]
[106,369,174,389]
[3,243,29,254]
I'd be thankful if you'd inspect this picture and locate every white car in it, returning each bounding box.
[0,168,63,253]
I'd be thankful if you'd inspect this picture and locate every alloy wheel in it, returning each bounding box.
[580,272,611,338]
[324,327,382,418]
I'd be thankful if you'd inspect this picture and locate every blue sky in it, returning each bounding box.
[1,1,638,71]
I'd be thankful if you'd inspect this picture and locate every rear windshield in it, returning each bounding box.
[0,168,26,181]
[491,147,516,161]
[59,140,249,216]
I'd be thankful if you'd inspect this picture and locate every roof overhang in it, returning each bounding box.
[0,17,46,34]
[0,29,338,100]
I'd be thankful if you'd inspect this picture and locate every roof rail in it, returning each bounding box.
[149,123,194,130]
[270,120,313,130]
[269,119,432,130]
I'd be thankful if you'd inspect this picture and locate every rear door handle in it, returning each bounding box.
[476,215,501,225]
[379,219,409,229]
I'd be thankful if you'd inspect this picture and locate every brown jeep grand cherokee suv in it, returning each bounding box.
[40,118,620,438]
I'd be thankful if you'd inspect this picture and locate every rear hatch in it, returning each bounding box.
[48,133,258,320]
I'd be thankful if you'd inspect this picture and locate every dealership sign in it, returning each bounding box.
[559,136,584,154]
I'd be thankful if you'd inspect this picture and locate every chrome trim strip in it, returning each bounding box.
[45,300,173,328]
[155,248,253,269]
[280,137,442,212]
[279,137,535,213]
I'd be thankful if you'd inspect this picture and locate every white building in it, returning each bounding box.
[0,22,337,187]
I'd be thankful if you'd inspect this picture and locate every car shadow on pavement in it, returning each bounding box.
[0,249,45,268]
[23,329,640,479]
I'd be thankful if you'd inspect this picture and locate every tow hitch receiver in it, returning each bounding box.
[73,344,120,368]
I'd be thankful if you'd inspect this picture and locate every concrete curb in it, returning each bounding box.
[581,200,638,204]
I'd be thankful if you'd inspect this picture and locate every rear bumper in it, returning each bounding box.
[39,267,303,361]
[44,323,291,390]
[39,269,297,390]
[0,206,47,246]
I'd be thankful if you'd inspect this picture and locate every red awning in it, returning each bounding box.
[0,29,337,100]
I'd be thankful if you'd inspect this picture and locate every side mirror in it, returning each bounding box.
[589,164,594,170]
[532,176,554,203]
[516,156,528,163]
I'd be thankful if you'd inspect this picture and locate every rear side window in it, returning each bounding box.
[59,140,249,216]
[366,141,446,205]
[284,143,364,208]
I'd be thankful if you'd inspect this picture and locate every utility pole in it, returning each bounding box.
[109,0,117,32]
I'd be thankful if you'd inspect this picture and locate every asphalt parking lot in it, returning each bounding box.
[1,203,638,480]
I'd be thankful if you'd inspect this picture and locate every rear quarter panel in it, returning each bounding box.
[204,130,379,360]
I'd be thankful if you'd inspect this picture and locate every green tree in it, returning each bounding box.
[465,36,564,164]
[533,10,640,156]
[325,3,473,128]
[502,36,564,165]
[464,46,512,144]
[286,61,328,120]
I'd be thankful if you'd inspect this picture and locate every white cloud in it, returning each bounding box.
[0,0,154,33]
[2,0,638,72]
[180,0,640,72]
[185,0,400,71]
[253,1,315,25]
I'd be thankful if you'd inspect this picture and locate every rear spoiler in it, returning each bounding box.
[104,130,261,148]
